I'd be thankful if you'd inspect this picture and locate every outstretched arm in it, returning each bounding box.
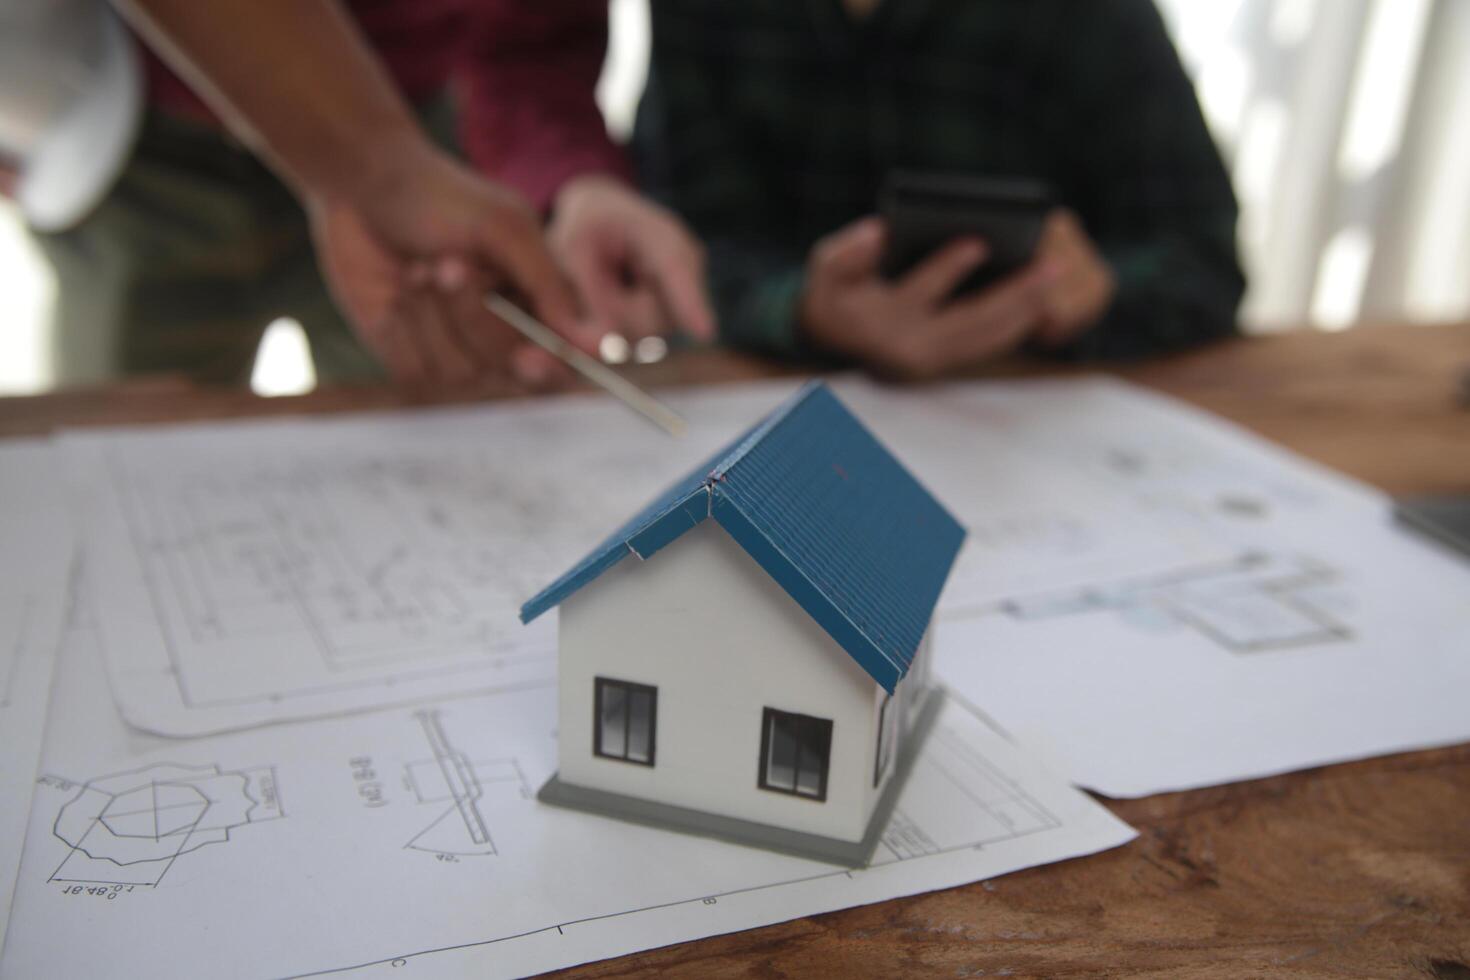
[113,0,585,386]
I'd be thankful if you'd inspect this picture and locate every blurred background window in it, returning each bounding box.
[2,0,1466,394]
[1154,0,1470,332]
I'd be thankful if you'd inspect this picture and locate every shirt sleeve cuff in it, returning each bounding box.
[720,268,807,356]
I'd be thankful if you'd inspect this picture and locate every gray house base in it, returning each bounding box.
[537,687,945,867]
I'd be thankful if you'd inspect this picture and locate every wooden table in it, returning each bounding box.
[4,322,1469,977]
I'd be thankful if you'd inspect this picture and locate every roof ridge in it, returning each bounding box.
[705,380,824,483]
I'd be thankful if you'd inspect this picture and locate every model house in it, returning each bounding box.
[520,382,965,865]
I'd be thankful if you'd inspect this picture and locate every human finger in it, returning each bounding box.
[432,256,525,378]
[434,257,580,390]
[876,264,1054,379]
[1033,213,1116,346]
[609,284,666,340]
[557,232,633,341]
[810,216,886,283]
[1034,266,1095,346]
[510,344,574,392]
[400,286,481,386]
[897,238,988,307]
[640,226,716,341]
[477,206,593,355]
[925,262,1056,358]
[369,308,429,385]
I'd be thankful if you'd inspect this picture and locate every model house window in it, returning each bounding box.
[874,693,898,787]
[593,677,656,766]
[759,708,833,801]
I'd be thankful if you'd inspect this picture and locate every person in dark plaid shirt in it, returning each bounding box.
[634,0,1246,378]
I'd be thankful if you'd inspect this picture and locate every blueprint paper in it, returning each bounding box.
[842,378,1238,610]
[917,380,1470,797]
[65,375,1470,796]
[0,611,1134,980]
[67,380,1226,736]
[62,392,788,735]
[0,441,71,954]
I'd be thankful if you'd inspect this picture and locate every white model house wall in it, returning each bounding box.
[874,630,930,788]
[898,632,933,735]
[557,519,891,843]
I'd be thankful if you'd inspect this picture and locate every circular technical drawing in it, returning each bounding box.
[99,782,210,840]
[54,763,258,866]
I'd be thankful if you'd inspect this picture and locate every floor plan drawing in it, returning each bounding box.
[47,762,284,887]
[68,378,1242,736]
[65,390,798,734]
[951,551,1355,655]
[403,709,530,857]
[107,448,565,699]
[926,380,1470,798]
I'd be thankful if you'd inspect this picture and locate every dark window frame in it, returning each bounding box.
[758,707,833,802]
[593,677,657,767]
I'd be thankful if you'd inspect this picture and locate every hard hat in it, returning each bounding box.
[0,0,142,231]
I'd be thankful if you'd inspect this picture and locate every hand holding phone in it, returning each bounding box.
[800,176,1114,380]
[880,172,1054,296]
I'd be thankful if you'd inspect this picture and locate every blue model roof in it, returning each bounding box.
[520,381,966,693]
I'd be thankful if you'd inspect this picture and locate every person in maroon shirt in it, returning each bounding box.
[37,0,709,387]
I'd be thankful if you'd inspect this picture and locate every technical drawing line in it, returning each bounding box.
[938,553,1258,622]
[108,451,197,708]
[287,814,1066,979]
[105,446,564,713]
[47,761,285,887]
[288,696,1083,979]
[402,710,531,857]
[417,710,490,850]
[927,725,1061,832]
[939,550,1352,655]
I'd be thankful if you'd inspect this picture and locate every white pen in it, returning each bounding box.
[484,293,687,438]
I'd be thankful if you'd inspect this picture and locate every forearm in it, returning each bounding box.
[114,0,427,203]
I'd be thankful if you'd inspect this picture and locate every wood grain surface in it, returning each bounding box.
[3,322,1468,978]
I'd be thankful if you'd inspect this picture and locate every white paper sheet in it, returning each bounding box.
[67,374,1466,799]
[0,610,1134,979]
[0,442,71,953]
[63,390,794,735]
[842,378,1236,609]
[921,380,1470,797]
[68,379,1224,737]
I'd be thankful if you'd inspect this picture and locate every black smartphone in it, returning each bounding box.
[1394,495,1470,559]
[879,172,1053,295]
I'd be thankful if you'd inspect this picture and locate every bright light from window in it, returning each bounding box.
[595,0,651,142]
[1233,100,1289,214]
[1197,49,1253,143]
[0,201,55,395]
[1403,0,1470,322]
[1337,0,1432,183]
[249,317,316,397]
[1311,227,1374,330]
[1153,0,1244,74]
[1269,0,1319,48]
